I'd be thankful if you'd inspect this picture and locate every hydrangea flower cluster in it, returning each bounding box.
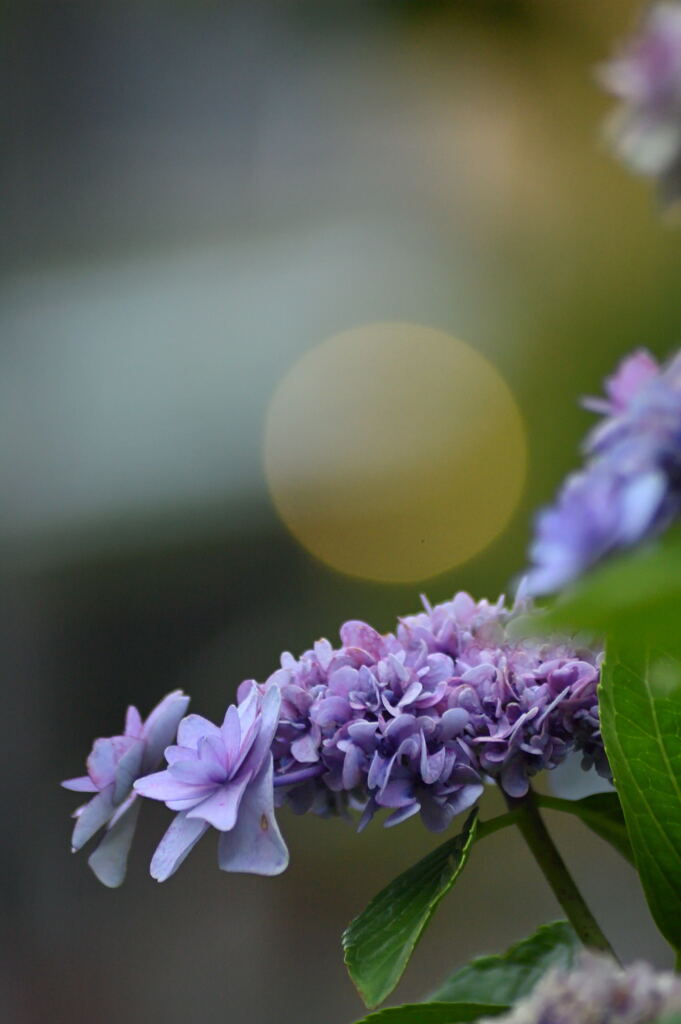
[600,3,681,204]
[63,592,606,885]
[262,591,606,834]
[526,348,681,595]
[480,953,681,1024]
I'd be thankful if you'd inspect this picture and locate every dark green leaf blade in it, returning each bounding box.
[343,810,479,1009]
[352,1002,507,1024]
[428,921,579,1005]
[599,633,681,953]
[535,793,634,865]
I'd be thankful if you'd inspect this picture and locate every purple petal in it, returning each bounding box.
[150,812,209,882]
[217,758,289,876]
[384,803,420,827]
[87,798,141,888]
[186,773,252,831]
[142,692,190,771]
[290,732,320,764]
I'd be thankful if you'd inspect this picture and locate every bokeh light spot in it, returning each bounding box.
[264,322,527,583]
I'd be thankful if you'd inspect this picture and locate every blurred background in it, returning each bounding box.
[2,1,680,1021]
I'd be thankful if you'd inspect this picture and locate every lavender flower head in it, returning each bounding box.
[134,684,288,881]
[62,690,189,887]
[600,3,681,204]
[479,952,681,1024]
[526,348,681,595]
[256,590,606,832]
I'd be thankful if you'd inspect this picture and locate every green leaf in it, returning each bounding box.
[351,1002,507,1024]
[343,809,479,1009]
[535,793,634,865]
[428,921,579,1005]
[599,632,681,954]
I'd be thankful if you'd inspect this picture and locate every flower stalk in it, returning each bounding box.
[506,787,617,960]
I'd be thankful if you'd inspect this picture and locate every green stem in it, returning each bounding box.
[675,950,681,974]
[477,811,519,840]
[506,788,617,960]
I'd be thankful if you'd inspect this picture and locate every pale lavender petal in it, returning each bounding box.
[88,798,141,888]
[86,738,120,789]
[217,759,289,876]
[240,686,282,777]
[71,789,115,851]
[168,758,219,786]
[220,705,241,770]
[150,812,209,882]
[186,773,252,831]
[113,738,145,804]
[176,713,220,750]
[124,705,143,738]
[142,692,190,770]
[61,776,98,793]
[134,770,215,804]
[236,682,260,738]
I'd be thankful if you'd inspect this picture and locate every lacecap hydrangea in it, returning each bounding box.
[64,591,606,885]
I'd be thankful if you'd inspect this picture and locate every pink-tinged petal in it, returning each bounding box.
[87,798,141,888]
[339,620,385,659]
[134,770,215,804]
[150,812,209,882]
[176,713,220,751]
[290,732,319,764]
[61,776,98,793]
[186,773,252,831]
[240,686,282,778]
[71,789,115,851]
[142,692,190,771]
[220,705,241,772]
[125,705,143,738]
[217,759,289,876]
[86,738,119,789]
[113,738,145,804]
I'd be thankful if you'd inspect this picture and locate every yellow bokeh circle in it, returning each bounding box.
[264,322,526,583]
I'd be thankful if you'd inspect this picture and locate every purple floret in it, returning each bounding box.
[62,689,189,887]
[134,684,288,881]
[250,590,605,825]
[526,348,681,595]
